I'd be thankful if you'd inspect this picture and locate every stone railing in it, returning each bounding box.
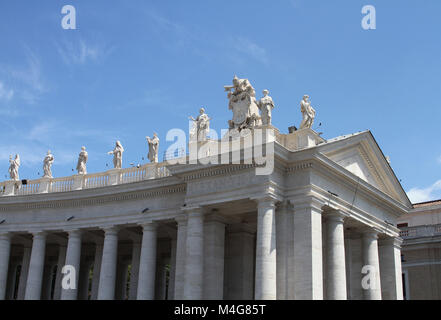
[0,162,170,197]
[399,224,441,239]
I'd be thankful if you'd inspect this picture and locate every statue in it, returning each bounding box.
[108,141,124,169]
[189,107,211,141]
[258,89,275,126]
[43,150,54,178]
[76,146,88,175]
[8,154,20,181]
[299,95,316,129]
[224,75,261,130]
[146,133,160,163]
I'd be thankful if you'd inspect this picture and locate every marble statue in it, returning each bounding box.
[224,75,261,130]
[76,146,88,175]
[146,133,160,163]
[189,107,211,141]
[108,141,124,169]
[299,95,316,129]
[8,154,20,181]
[43,150,54,178]
[258,89,275,126]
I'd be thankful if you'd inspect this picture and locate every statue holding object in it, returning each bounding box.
[108,141,124,169]
[146,133,160,163]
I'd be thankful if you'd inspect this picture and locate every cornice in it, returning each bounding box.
[0,184,186,211]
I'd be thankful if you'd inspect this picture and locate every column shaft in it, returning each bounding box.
[203,219,225,299]
[61,230,82,300]
[137,223,157,300]
[24,232,47,300]
[325,212,347,300]
[167,237,177,300]
[292,199,324,299]
[17,246,31,300]
[91,243,103,300]
[184,209,204,299]
[255,198,277,300]
[174,217,187,299]
[97,228,119,300]
[0,233,11,300]
[129,241,141,300]
[53,245,67,300]
[362,230,382,300]
[379,238,403,300]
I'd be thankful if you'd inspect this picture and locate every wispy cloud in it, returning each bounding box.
[229,36,269,65]
[56,39,113,66]
[407,180,441,203]
[0,48,47,107]
[0,82,14,101]
[438,155,441,164]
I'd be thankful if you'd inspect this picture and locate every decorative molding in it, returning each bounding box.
[182,164,257,182]
[285,162,313,173]
[0,184,186,211]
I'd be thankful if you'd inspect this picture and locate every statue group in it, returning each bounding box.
[5,77,317,181]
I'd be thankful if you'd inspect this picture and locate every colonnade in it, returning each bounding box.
[0,197,403,300]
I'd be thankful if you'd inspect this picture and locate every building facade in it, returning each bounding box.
[0,126,410,300]
[398,200,441,300]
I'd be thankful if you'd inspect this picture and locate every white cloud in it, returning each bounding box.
[438,155,441,164]
[0,82,14,101]
[231,37,269,65]
[407,180,441,203]
[56,39,113,65]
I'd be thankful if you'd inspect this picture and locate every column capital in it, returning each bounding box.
[289,195,326,212]
[0,232,11,241]
[31,231,47,239]
[63,229,83,238]
[253,195,278,209]
[379,237,403,249]
[360,227,380,240]
[101,226,120,236]
[324,209,348,223]
[139,221,158,232]
[175,214,188,225]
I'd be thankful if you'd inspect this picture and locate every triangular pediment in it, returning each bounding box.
[318,131,412,207]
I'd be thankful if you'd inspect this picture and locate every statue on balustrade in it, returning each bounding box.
[224,75,261,130]
[189,107,211,141]
[108,141,124,169]
[8,154,20,181]
[76,146,88,175]
[299,94,316,129]
[146,133,159,163]
[258,89,275,126]
[43,150,54,178]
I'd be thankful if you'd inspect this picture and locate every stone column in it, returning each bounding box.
[90,242,103,300]
[78,261,92,300]
[291,197,324,300]
[98,227,119,300]
[224,224,255,300]
[61,230,82,300]
[6,260,18,300]
[379,237,403,300]
[137,222,157,300]
[183,208,204,300]
[53,244,67,300]
[276,202,289,300]
[255,197,277,300]
[174,216,187,299]
[325,210,347,300]
[129,240,141,300]
[203,215,226,300]
[0,233,11,300]
[17,245,31,300]
[25,232,47,300]
[115,260,128,300]
[167,236,177,300]
[362,229,382,300]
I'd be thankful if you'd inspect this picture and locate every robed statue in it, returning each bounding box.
[258,89,275,126]
[8,154,20,181]
[76,146,88,175]
[108,141,124,169]
[43,150,54,178]
[189,107,211,141]
[299,95,316,129]
[146,133,160,163]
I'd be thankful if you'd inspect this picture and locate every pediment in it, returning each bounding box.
[318,132,412,207]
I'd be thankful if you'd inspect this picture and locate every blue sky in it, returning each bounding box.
[0,0,440,203]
